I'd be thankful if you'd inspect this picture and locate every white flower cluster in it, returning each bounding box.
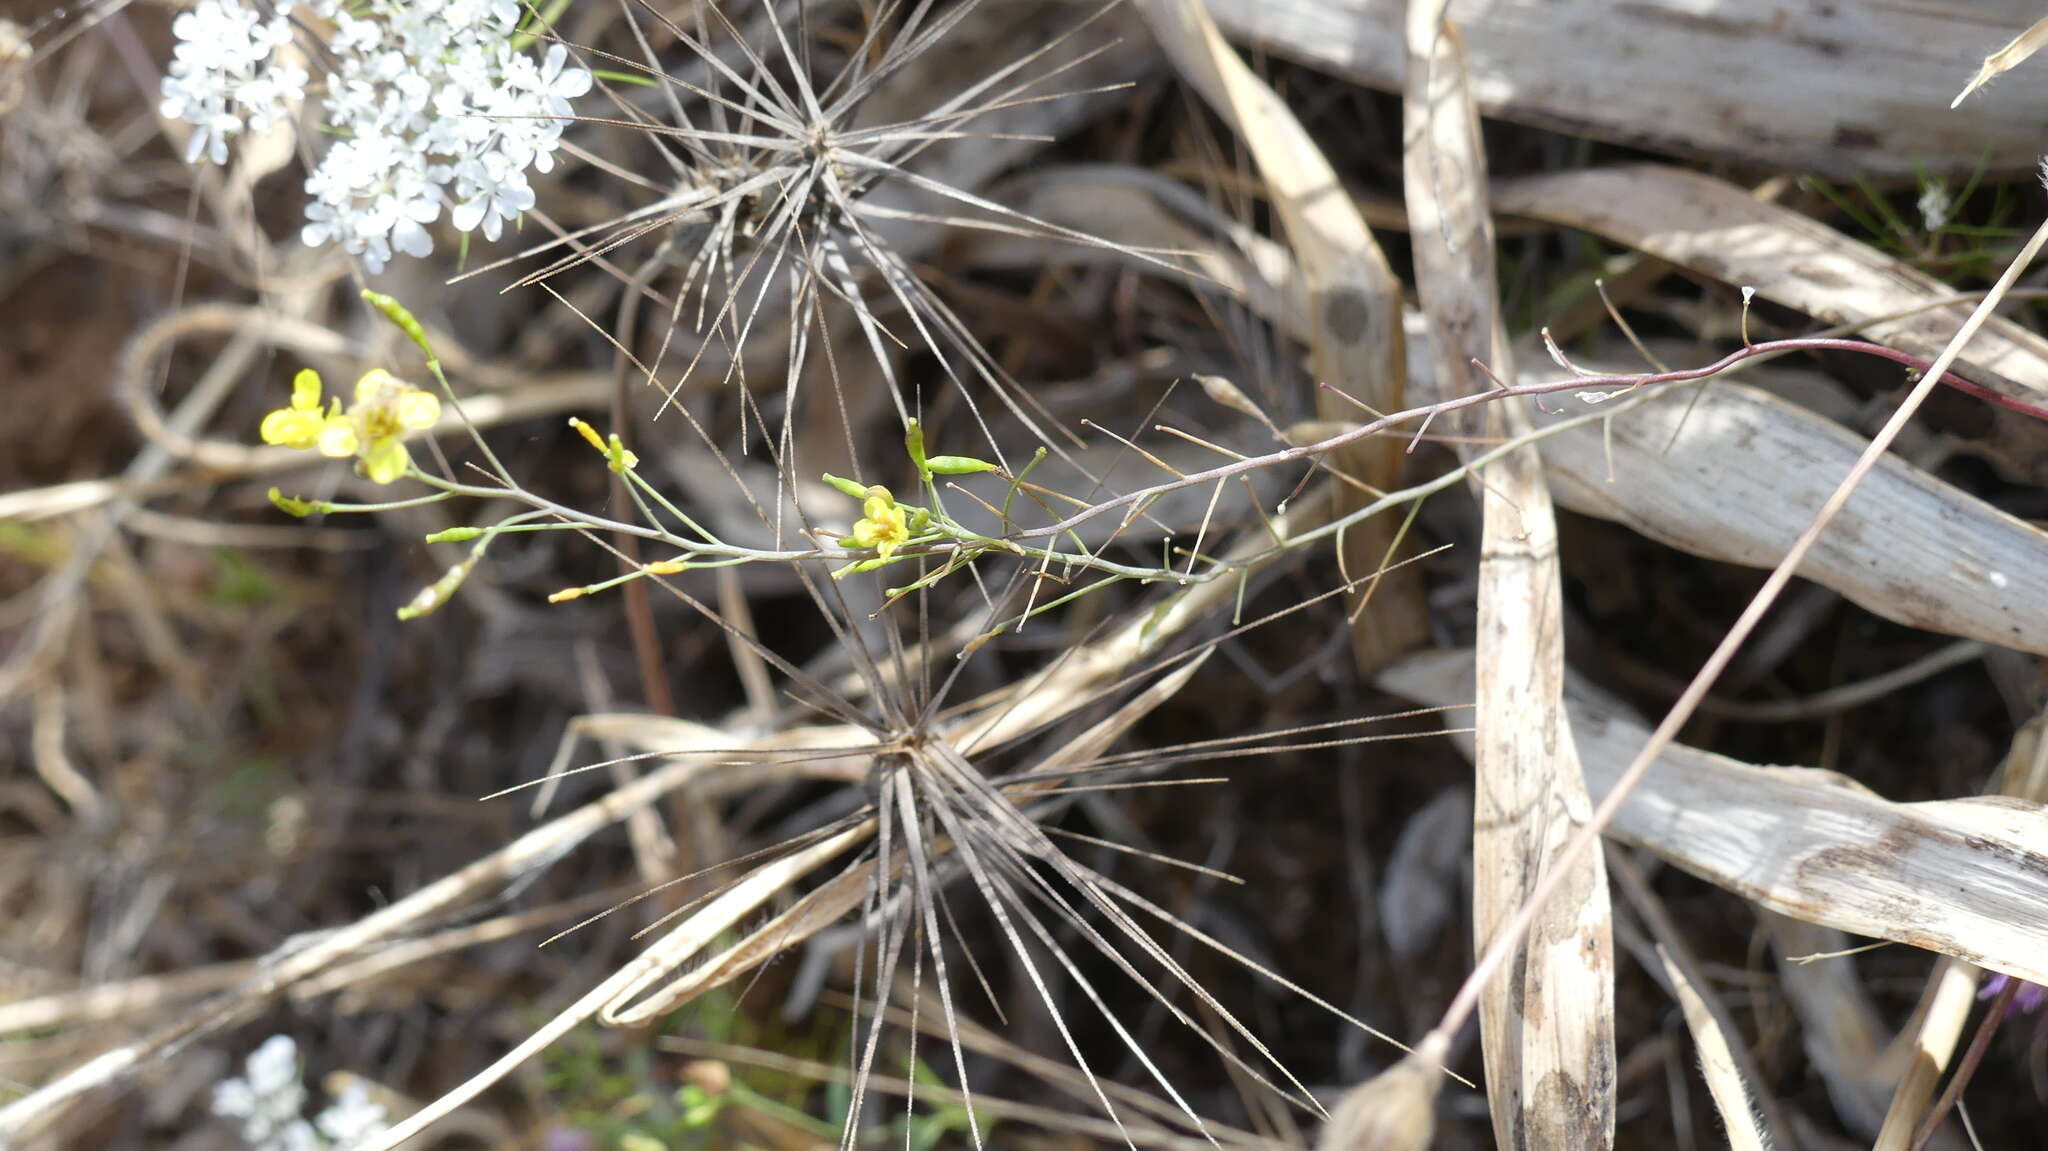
[212,1035,390,1151]
[160,0,591,272]
[158,0,306,166]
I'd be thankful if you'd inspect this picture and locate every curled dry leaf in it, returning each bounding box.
[974,167,2048,662]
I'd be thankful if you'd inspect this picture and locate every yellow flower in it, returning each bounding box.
[257,368,440,486]
[350,369,441,482]
[259,369,347,451]
[844,486,909,560]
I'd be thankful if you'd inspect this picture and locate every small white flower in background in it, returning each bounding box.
[160,0,590,272]
[1918,180,1953,233]
[314,1082,390,1148]
[212,1035,389,1151]
[212,1035,311,1150]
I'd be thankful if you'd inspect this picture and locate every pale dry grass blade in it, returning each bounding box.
[1392,290,2048,655]
[1203,0,2048,174]
[1494,165,2048,408]
[1653,943,1768,1151]
[1872,959,1980,1151]
[1871,708,2048,1149]
[1401,6,1611,1147]
[1380,649,2048,990]
[1133,0,1421,673]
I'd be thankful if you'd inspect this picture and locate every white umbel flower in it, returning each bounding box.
[161,0,590,270]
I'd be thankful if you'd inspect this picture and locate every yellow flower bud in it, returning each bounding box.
[568,417,607,454]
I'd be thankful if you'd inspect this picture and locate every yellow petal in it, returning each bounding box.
[260,408,316,449]
[317,417,360,459]
[354,368,397,406]
[395,388,440,430]
[291,368,323,412]
[362,437,410,484]
[847,520,879,548]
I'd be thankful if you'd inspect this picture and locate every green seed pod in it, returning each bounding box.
[396,556,478,621]
[904,418,929,474]
[361,289,439,368]
[822,472,872,500]
[924,454,996,475]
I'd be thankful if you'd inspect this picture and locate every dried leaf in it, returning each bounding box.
[1380,649,2048,991]
[1205,0,2048,174]
[1655,944,1768,1151]
[1526,378,2048,655]
[1402,7,1613,1146]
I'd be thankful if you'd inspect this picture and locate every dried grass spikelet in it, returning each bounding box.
[1315,1032,1449,1151]
[1954,13,2048,107]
